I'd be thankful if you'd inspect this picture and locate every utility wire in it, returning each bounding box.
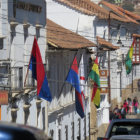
[0,12,134,42]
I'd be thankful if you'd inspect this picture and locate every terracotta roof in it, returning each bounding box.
[99,1,139,24]
[97,36,120,50]
[133,34,140,38]
[117,7,140,20]
[56,0,127,22]
[47,19,96,49]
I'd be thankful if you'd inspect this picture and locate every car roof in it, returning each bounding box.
[110,135,140,140]
[0,121,48,140]
[110,119,140,123]
[105,119,140,138]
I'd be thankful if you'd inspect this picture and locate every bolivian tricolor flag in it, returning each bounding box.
[89,57,100,108]
[125,38,135,74]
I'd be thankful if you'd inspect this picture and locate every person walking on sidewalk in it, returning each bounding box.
[133,97,139,114]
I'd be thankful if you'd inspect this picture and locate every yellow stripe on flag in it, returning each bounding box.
[92,63,99,75]
[93,88,100,107]
[129,46,133,59]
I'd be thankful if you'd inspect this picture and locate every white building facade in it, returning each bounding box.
[0,0,48,133]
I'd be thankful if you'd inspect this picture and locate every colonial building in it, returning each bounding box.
[46,0,140,139]
[47,19,96,140]
[0,0,48,133]
[99,0,140,108]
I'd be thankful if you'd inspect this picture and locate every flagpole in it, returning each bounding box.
[24,37,35,87]
[24,63,30,87]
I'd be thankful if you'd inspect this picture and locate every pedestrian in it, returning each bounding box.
[133,97,139,114]
[129,98,133,114]
[120,105,126,119]
[110,110,115,121]
[113,105,119,114]
[123,100,128,113]
[137,79,140,91]
[127,98,130,113]
[114,111,122,119]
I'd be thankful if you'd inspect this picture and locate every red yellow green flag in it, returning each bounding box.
[125,38,135,74]
[89,57,100,108]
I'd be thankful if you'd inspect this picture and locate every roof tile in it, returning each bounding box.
[56,0,126,22]
[99,1,139,24]
[133,34,140,38]
[47,19,96,49]
[97,36,120,50]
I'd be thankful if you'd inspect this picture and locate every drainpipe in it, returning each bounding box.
[132,67,133,93]
[108,11,111,104]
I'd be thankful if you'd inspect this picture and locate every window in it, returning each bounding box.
[0,38,3,49]
[50,130,54,139]
[42,107,45,130]
[0,65,9,87]
[58,129,61,140]
[65,125,68,140]
[11,67,23,90]
[24,107,30,125]
[71,122,74,140]
[84,117,86,139]
[78,119,81,140]
[133,38,140,64]
[100,94,106,102]
[88,113,90,138]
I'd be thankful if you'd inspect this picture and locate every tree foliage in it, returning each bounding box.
[104,0,116,4]
[122,2,134,11]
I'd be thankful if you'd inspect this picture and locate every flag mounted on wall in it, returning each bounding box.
[89,57,100,108]
[66,56,85,118]
[125,38,136,74]
[28,37,52,102]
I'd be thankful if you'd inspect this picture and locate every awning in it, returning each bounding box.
[97,36,120,51]
[133,34,140,38]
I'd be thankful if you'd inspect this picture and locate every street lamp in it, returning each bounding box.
[108,11,112,105]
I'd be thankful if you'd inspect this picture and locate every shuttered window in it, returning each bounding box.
[133,38,140,64]
[0,38,3,49]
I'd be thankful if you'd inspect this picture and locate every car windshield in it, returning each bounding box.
[110,121,140,137]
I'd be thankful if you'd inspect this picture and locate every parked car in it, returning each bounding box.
[97,119,140,140]
[0,121,51,140]
[110,135,140,140]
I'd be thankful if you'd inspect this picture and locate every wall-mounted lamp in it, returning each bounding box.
[117,39,122,44]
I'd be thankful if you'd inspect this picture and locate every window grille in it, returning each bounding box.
[65,125,68,140]
[71,122,74,140]
[58,129,61,140]
[11,67,23,90]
